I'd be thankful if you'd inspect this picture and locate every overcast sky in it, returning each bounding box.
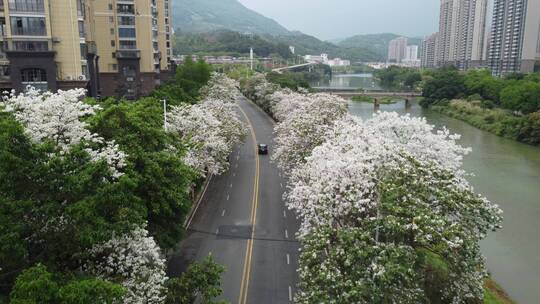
[238,0,440,40]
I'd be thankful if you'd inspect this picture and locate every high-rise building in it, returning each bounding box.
[405,45,419,61]
[436,0,488,69]
[0,0,99,93]
[421,33,439,68]
[488,0,540,76]
[387,37,408,63]
[0,0,172,98]
[92,0,172,98]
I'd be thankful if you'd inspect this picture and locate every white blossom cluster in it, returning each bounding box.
[244,76,503,302]
[86,227,168,304]
[1,87,126,178]
[167,75,246,177]
[200,72,241,103]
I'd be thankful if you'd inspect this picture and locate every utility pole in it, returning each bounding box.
[250,47,254,71]
[163,99,168,132]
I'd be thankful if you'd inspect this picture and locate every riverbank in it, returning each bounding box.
[484,279,514,304]
[431,99,540,146]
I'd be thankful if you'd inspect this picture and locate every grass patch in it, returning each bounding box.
[484,278,514,304]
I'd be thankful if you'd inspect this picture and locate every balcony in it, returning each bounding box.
[115,49,140,59]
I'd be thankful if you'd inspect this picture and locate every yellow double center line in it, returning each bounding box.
[237,104,260,304]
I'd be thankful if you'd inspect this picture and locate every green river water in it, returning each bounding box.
[314,74,540,303]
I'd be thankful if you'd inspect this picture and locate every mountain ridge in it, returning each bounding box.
[172,0,291,36]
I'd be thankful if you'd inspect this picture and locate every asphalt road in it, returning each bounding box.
[167,96,300,304]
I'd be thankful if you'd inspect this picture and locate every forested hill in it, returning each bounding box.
[174,30,383,62]
[171,0,419,62]
[172,0,291,36]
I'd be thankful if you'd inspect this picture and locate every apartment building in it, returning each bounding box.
[387,37,408,63]
[421,32,439,68]
[488,0,540,76]
[0,0,98,93]
[436,0,488,69]
[0,0,172,98]
[93,0,172,98]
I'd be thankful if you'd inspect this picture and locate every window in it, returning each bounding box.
[80,43,87,59]
[118,28,136,38]
[10,17,46,36]
[110,40,115,47]
[77,0,85,17]
[12,40,48,51]
[117,4,134,14]
[8,0,44,13]
[119,40,136,50]
[110,28,114,35]
[122,65,136,77]
[118,16,135,26]
[21,68,48,91]
[109,16,114,23]
[78,21,85,38]
[108,3,113,10]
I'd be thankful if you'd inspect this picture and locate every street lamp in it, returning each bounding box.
[162,99,168,132]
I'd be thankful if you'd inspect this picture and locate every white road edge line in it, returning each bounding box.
[288,286,292,302]
[286,253,290,265]
[221,209,226,217]
[230,183,233,188]
[285,229,289,239]
[227,194,230,201]
[283,210,287,218]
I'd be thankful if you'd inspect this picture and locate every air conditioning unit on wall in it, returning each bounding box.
[78,75,86,81]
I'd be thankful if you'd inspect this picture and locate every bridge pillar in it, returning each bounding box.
[374,98,380,110]
[405,99,411,108]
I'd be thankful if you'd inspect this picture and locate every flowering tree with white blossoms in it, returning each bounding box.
[167,99,245,177]
[286,113,503,303]
[200,72,241,103]
[1,87,126,178]
[272,93,348,171]
[86,227,168,304]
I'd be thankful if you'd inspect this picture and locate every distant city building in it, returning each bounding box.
[436,0,488,69]
[405,45,419,61]
[304,53,329,64]
[327,58,351,67]
[289,46,295,54]
[488,0,540,76]
[402,45,421,67]
[421,33,439,68]
[387,37,408,63]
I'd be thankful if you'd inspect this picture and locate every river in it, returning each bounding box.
[312,74,540,303]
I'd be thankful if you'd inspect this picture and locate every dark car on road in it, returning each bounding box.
[258,144,268,155]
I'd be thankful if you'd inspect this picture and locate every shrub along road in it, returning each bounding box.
[168,96,300,304]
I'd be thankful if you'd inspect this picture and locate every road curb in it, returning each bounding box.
[184,175,213,229]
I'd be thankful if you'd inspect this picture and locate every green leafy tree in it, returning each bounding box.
[500,81,540,114]
[0,112,145,291]
[9,264,124,304]
[175,57,212,98]
[421,67,465,107]
[89,98,197,249]
[166,256,226,304]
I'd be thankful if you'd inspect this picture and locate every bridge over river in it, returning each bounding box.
[313,87,422,108]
